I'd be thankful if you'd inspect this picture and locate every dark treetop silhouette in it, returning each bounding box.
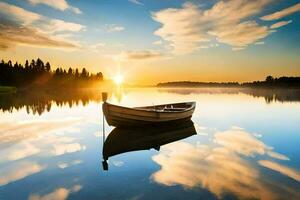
[157,76,300,89]
[0,58,103,88]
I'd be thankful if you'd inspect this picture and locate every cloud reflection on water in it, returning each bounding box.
[0,118,86,186]
[259,160,300,182]
[214,127,288,160]
[152,127,300,200]
[29,184,82,200]
[0,161,45,186]
[0,119,81,145]
[58,160,83,169]
[1,142,40,162]
[0,119,85,162]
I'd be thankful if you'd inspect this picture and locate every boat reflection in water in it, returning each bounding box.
[102,120,197,170]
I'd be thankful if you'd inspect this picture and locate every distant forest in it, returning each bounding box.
[157,76,300,88]
[0,58,103,88]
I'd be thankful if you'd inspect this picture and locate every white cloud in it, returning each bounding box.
[0,2,41,25]
[105,24,125,32]
[209,21,271,49]
[42,19,85,33]
[129,0,143,6]
[152,3,209,54]
[153,40,162,45]
[261,3,300,21]
[70,7,82,14]
[270,20,292,29]
[0,24,80,50]
[28,0,82,14]
[152,1,273,54]
[0,2,85,50]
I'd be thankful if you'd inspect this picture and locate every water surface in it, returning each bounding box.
[0,88,300,200]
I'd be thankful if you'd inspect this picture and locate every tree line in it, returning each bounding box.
[157,81,240,88]
[241,76,300,88]
[0,58,103,88]
[157,76,300,88]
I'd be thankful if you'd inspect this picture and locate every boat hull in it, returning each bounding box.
[102,102,195,127]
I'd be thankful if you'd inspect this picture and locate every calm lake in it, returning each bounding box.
[0,88,300,200]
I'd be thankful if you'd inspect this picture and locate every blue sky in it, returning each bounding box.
[0,0,300,84]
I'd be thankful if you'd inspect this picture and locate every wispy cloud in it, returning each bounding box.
[128,0,143,6]
[0,24,79,50]
[119,50,163,60]
[266,151,290,161]
[28,0,82,14]
[0,2,85,50]
[209,21,270,49]
[41,19,85,33]
[270,20,292,29]
[105,24,125,32]
[261,3,300,21]
[0,2,85,33]
[152,1,273,54]
[0,2,41,25]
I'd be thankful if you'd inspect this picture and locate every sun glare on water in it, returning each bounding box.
[113,74,124,85]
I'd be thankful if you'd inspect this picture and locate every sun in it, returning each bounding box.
[113,74,124,85]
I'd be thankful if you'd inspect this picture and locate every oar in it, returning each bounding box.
[101,92,108,170]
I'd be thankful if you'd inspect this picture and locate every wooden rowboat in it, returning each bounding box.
[102,120,196,170]
[102,101,196,127]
